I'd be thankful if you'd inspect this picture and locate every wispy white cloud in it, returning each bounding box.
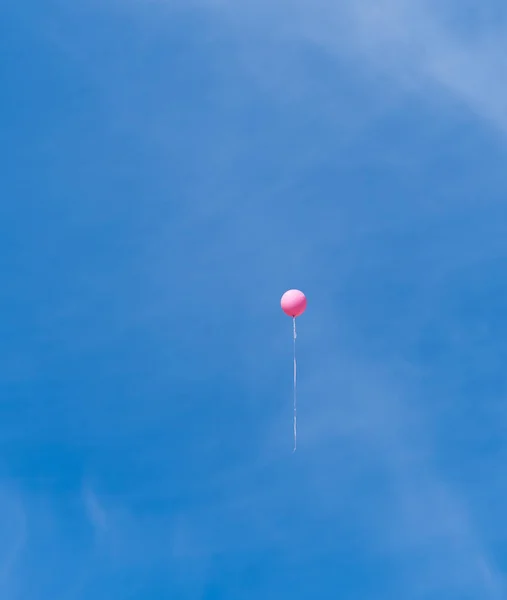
[333,0,507,133]
[165,0,507,134]
[83,487,108,534]
[0,488,27,593]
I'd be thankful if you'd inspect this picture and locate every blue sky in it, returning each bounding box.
[2,0,507,598]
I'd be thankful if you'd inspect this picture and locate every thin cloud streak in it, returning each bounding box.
[176,0,507,134]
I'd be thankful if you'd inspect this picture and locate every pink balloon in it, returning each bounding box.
[281,289,307,317]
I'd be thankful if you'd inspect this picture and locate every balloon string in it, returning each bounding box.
[293,316,297,453]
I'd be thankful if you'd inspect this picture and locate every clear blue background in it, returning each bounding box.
[2,1,507,598]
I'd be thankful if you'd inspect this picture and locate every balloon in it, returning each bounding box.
[281,289,307,317]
